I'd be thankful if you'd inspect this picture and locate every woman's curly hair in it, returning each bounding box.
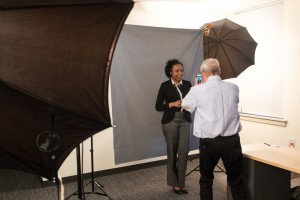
[164,59,183,78]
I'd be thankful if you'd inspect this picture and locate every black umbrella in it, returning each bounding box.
[200,18,257,79]
[0,0,134,180]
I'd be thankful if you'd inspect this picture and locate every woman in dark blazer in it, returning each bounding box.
[155,59,192,195]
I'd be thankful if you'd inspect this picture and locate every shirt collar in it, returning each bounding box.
[171,78,183,86]
[207,75,221,82]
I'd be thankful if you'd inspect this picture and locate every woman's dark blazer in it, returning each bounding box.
[155,79,192,124]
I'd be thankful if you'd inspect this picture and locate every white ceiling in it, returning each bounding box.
[134,0,283,12]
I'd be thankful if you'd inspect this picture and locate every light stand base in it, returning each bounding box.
[82,180,112,199]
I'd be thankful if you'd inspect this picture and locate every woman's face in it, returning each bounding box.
[170,64,184,83]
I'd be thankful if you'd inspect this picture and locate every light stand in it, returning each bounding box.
[65,136,112,199]
[82,136,112,199]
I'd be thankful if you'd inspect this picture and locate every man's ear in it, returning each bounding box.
[202,72,208,83]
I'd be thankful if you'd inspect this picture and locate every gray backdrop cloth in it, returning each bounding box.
[110,24,203,164]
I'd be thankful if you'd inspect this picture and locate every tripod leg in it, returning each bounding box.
[94,181,113,200]
[81,136,112,199]
[186,153,200,177]
[214,164,226,174]
[186,165,199,177]
[189,153,199,162]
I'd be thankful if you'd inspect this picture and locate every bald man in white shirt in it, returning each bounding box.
[182,58,245,200]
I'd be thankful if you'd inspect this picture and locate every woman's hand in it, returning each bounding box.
[169,100,182,108]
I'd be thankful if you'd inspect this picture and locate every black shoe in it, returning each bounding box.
[173,187,183,195]
[181,188,189,194]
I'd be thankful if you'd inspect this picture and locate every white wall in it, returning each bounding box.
[235,0,300,148]
[231,2,284,118]
[59,0,300,178]
[282,0,300,146]
[125,1,231,28]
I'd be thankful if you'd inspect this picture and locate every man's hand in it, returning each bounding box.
[194,78,199,86]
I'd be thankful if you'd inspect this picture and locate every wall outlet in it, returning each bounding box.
[288,138,295,148]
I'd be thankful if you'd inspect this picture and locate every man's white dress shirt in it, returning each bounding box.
[182,75,241,138]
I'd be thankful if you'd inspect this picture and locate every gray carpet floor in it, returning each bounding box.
[0,158,227,200]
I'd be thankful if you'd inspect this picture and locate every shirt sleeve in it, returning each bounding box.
[182,88,196,113]
[155,83,168,111]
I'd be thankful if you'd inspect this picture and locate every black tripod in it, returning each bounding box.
[185,153,226,177]
[65,136,112,199]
